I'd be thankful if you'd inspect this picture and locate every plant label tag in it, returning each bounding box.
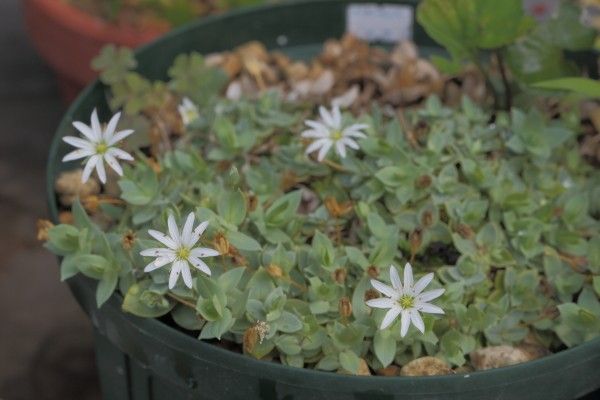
[346,4,414,43]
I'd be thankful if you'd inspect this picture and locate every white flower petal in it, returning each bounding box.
[381,306,402,330]
[107,129,134,146]
[103,112,121,141]
[167,214,180,244]
[416,302,445,314]
[144,261,164,272]
[319,106,335,128]
[189,255,212,276]
[340,137,359,150]
[335,140,347,158]
[410,310,425,333]
[400,310,410,337]
[104,152,123,176]
[317,140,333,161]
[301,129,329,139]
[190,247,219,258]
[63,136,94,150]
[188,221,209,247]
[181,212,195,246]
[183,97,195,108]
[304,120,329,134]
[365,298,396,309]
[107,147,134,161]
[413,273,434,295]
[343,124,368,138]
[417,288,445,303]
[81,155,99,183]
[62,148,94,162]
[168,260,184,289]
[370,279,398,299]
[180,262,193,289]
[331,105,342,129]
[148,229,177,249]
[389,265,402,292]
[305,138,330,155]
[90,109,102,140]
[153,254,177,268]
[403,262,414,291]
[95,158,107,184]
[72,121,97,142]
[140,248,174,257]
[346,123,369,132]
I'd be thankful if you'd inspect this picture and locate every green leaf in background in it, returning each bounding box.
[217,189,247,226]
[45,224,79,255]
[417,0,533,58]
[227,230,262,252]
[373,330,397,367]
[168,53,227,105]
[91,45,137,85]
[96,267,119,307]
[507,31,574,84]
[122,281,174,318]
[339,350,361,374]
[118,167,159,206]
[533,77,600,98]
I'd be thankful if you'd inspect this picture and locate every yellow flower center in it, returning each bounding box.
[95,141,109,155]
[331,130,343,141]
[176,247,191,260]
[185,110,198,122]
[399,295,415,309]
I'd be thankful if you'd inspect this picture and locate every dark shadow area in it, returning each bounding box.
[0,0,101,399]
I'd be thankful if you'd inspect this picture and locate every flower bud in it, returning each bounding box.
[364,288,380,302]
[122,230,136,250]
[409,229,422,255]
[339,297,352,318]
[415,174,432,189]
[332,268,347,284]
[214,232,231,255]
[367,265,379,278]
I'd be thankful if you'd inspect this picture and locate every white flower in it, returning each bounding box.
[62,109,134,184]
[366,263,445,337]
[178,97,199,126]
[141,212,219,289]
[301,105,367,162]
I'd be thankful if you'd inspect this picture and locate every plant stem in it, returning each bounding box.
[323,159,348,172]
[167,293,197,309]
[496,50,512,111]
[472,57,499,110]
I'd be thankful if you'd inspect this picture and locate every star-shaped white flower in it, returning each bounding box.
[178,97,200,126]
[62,109,134,184]
[141,212,219,289]
[301,105,367,162]
[366,263,445,337]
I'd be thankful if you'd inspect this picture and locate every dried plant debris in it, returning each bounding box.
[206,35,485,112]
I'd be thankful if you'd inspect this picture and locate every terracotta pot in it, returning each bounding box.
[22,0,167,102]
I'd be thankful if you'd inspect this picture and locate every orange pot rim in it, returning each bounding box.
[25,0,167,46]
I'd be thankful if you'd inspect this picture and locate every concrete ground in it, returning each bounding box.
[0,0,101,399]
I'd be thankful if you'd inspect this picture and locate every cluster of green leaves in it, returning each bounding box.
[417,0,597,106]
[47,64,600,370]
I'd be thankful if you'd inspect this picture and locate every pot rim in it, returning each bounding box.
[46,0,600,390]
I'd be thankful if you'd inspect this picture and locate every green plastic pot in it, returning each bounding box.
[47,1,600,399]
